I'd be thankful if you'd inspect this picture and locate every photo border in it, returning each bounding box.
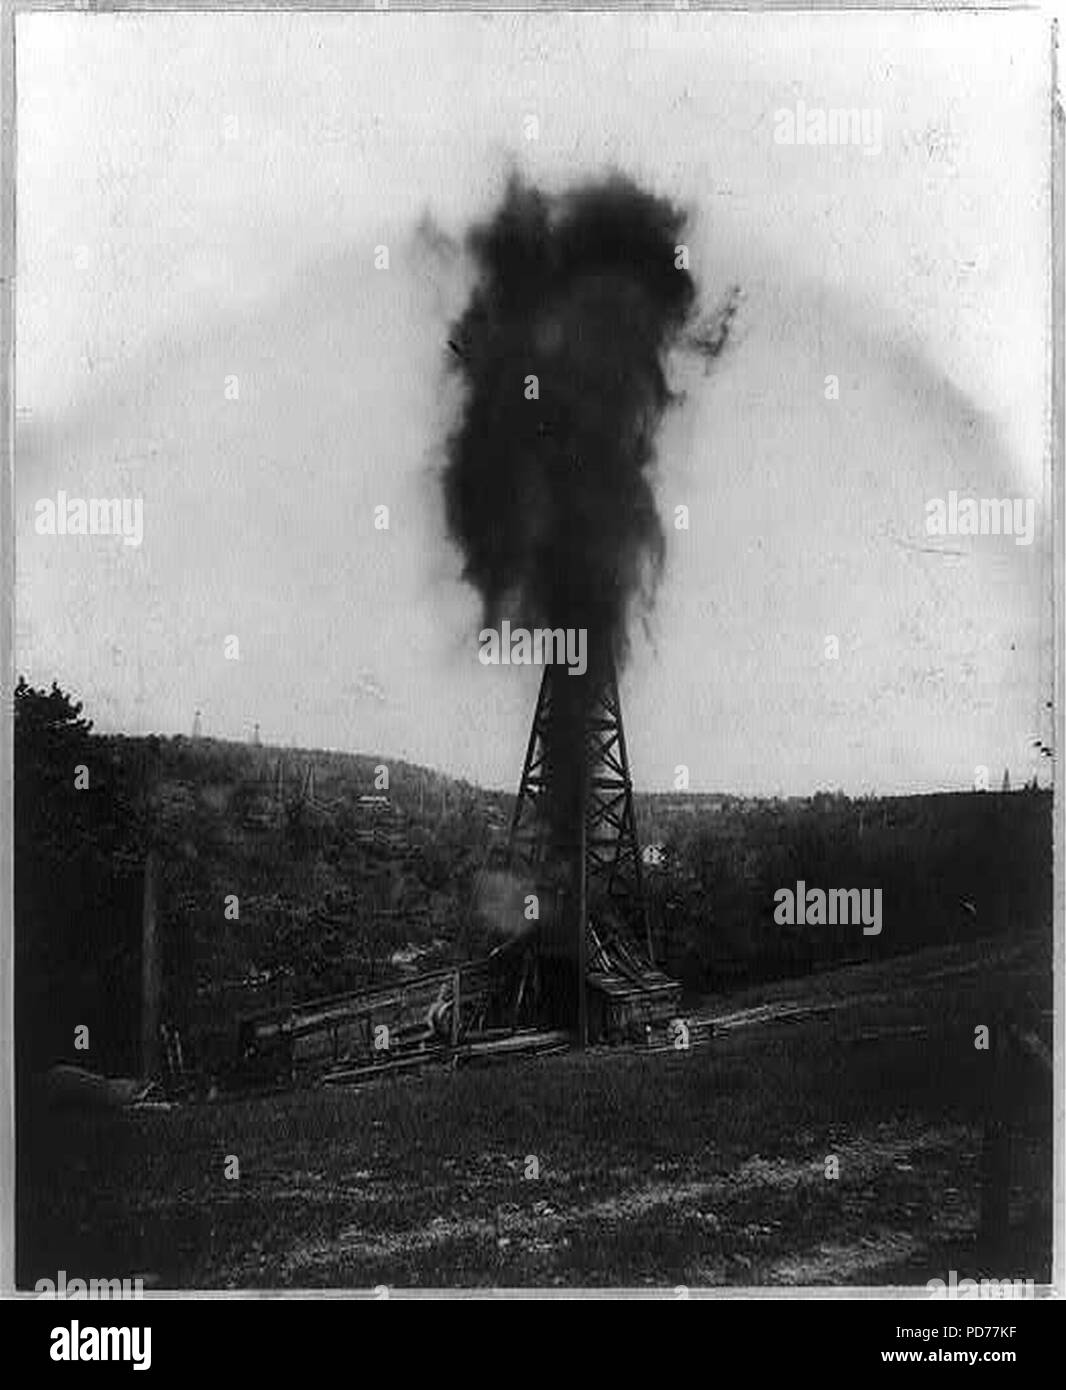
[1,0,1061,1303]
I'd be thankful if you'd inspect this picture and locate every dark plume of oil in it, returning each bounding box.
[443,174,715,878]
[444,174,699,658]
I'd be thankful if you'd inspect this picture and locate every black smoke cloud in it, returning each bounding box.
[443,174,700,667]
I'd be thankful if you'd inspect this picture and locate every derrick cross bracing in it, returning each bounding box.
[506,655,655,1043]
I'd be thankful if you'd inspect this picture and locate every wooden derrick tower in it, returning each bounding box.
[507,652,655,1045]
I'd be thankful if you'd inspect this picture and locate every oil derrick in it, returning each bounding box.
[507,653,653,1045]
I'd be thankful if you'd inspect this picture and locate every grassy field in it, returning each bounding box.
[19,932,1051,1290]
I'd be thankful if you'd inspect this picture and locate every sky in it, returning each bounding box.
[13,8,1055,795]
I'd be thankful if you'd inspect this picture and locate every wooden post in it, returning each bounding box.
[978,788,1015,1266]
[141,848,161,1080]
[577,801,588,1050]
[978,1022,1011,1263]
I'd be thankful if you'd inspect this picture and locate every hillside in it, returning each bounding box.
[20,719,1054,1076]
[115,735,1054,1001]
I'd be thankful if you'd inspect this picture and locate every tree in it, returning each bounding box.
[14,678,141,1073]
[15,677,92,832]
